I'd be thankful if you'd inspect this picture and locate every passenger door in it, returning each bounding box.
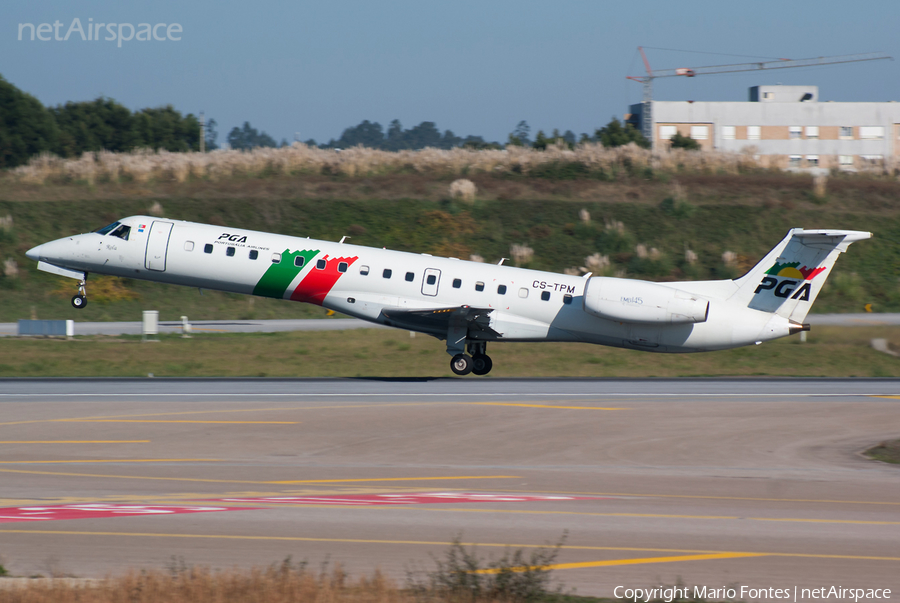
[421,268,441,297]
[144,221,173,271]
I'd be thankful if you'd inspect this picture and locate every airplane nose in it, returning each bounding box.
[26,244,44,261]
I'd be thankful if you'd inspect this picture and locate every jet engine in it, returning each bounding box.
[583,276,708,324]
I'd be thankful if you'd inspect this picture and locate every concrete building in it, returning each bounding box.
[629,86,900,170]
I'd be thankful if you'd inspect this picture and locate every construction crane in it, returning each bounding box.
[627,48,892,142]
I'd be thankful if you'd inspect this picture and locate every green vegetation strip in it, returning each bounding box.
[1,326,898,378]
[864,439,900,465]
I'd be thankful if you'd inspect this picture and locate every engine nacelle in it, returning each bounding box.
[583,276,709,324]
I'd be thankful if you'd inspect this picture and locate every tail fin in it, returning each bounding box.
[730,229,872,322]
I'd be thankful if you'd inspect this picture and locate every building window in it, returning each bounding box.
[294,256,305,268]
[338,262,348,273]
[563,294,573,305]
[518,287,528,298]
[860,126,885,140]
[840,126,853,140]
[452,278,462,288]
[806,155,819,167]
[360,265,369,275]
[316,259,326,270]
[184,241,194,252]
[541,291,551,301]
[721,126,735,140]
[405,272,414,282]
[789,155,802,167]
[839,155,854,167]
[762,91,775,100]
[789,126,802,139]
[690,125,708,140]
[659,125,677,140]
[747,126,761,140]
[204,244,214,254]
[497,285,507,295]
[383,268,392,279]
[805,126,819,139]
[226,247,235,257]
[475,281,484,292]
[271,252,281,263]
[861,154,884,164]
[249,250,258,260]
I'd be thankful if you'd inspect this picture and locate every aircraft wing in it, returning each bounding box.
[380,305,499,338]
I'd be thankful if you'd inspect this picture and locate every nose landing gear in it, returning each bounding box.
[71,278,88,309]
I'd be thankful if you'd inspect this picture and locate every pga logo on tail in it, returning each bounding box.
[754,262,826,301]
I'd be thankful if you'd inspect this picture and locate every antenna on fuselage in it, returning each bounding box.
[339,236,350,244]
[497,258,507,265]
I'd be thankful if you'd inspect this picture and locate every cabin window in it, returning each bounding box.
[563,294,573,304]
[184,241,194,252]
[294,256,305,268]
[426,274,437,285]
[316,259,326,270]
[497,285,507,295]
[541,291,551,301]
[475,281,484,292]
[360,265,370,275]
[249,250,258,260]
[226,247,236,257]
[518,287,528,298]
[204,244,214,254]
[383,268,392,279]
[110,225,131,240]
[405,272,414,282]
[452,278,461,288]
[271,252,281,264]
[338,262,348,273]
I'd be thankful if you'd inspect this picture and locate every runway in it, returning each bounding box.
[2,313,898,337]
[1,379,899,597]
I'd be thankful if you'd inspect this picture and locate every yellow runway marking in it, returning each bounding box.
[0,459,220,464]
[1,530,898,564]
[467,403,624,410]
[0,468,517,485]
[474,552,767,573]
[873,395,900,399]
[0,440,150,444]
[61,419,298,424]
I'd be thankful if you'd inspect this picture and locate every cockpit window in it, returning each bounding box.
[110,225,131,241]
[95,222,120,235]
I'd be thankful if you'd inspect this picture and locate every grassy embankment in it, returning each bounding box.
[1,326,898,378]
[1,168,899,323]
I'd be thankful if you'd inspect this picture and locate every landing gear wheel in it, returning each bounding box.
[71,294,87,309]
[472,354,493,376]
[450,353,473,376]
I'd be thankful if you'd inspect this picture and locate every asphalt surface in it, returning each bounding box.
[1,379,899,597]
[2,313,900,337]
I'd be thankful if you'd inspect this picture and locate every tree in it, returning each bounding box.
[507,120,531,147]
[0,75,58,167]
[227,121,277,150]
[595,117,649,149]
[669,131,701,150]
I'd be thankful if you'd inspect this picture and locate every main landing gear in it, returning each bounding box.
[450,341,493,376]
[71,278,88,309]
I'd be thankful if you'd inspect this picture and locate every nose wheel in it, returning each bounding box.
[71,279,88,309]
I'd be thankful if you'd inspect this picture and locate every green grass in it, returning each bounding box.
[1,172,899,321]
[1,326,899,378]
[864,439,900,465]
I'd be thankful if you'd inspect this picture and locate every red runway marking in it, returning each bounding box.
[209,492,603,506]
[0,504,253,523]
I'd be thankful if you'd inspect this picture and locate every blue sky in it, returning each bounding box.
[4,0,899,145]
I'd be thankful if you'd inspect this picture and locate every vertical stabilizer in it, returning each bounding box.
[730,229,872,323]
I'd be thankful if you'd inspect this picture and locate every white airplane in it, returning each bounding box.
[25,216,871,375]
